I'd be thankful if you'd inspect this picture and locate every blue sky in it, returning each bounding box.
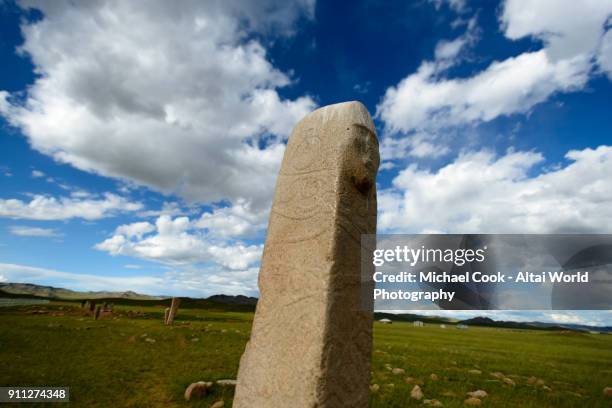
[0,0,611,326]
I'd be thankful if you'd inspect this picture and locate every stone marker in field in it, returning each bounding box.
[94,305,101,320]
[164,307,170,324]
[166,297,180,325]
[233,101,379,407]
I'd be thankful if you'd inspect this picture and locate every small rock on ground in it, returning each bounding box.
[468,369,482,375]
[467,390,487,398]
[503,377,516,386]
[527,376,545,385]
[410,385,423,400]
[424,399,443,406]
[369,384,380,393]
[603,387,612,397]
[464,397,482,406]
[392,368,405,375]
[430,373,438,381]
[210,401,224,408]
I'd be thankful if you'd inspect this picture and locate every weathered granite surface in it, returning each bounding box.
[233,101,379,407]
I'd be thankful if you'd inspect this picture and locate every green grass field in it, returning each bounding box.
[1,301,610,407]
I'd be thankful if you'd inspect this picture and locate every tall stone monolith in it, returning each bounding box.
[166,297,180,325]
[233,101,379,408]
[164,307,170,324]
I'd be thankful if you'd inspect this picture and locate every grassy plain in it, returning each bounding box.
[0,300,610,407]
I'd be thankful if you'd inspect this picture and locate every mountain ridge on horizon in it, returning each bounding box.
[1,282,609,332]
[0,282,258,304]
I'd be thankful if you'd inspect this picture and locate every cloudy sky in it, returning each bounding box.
[0,0,611,325]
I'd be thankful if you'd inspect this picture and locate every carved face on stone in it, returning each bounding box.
[344,123,380,196]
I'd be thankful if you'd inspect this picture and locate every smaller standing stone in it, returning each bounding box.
[94,305,101,320]
[166,297,180,325]
[164,307,170,324]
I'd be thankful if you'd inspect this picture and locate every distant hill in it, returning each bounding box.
[207,294,257,306]
[3,283,609,333]
[0,282,162,300]
[0,282,257,312]
[374,312,457,325]
[458,316,612,333]
[372,313,610,333]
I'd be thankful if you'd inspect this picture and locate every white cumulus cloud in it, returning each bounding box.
[377,0,612,141]
[377,50,590,135]
[0,0,316,211]
[0,193,142,220]
[379,145,612,234]
[195,198,268,238]
[96,214,263,270]
[0,262,259,297]
[9,226,62,237]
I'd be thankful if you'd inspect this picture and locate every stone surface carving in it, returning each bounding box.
[233,101,379,407]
